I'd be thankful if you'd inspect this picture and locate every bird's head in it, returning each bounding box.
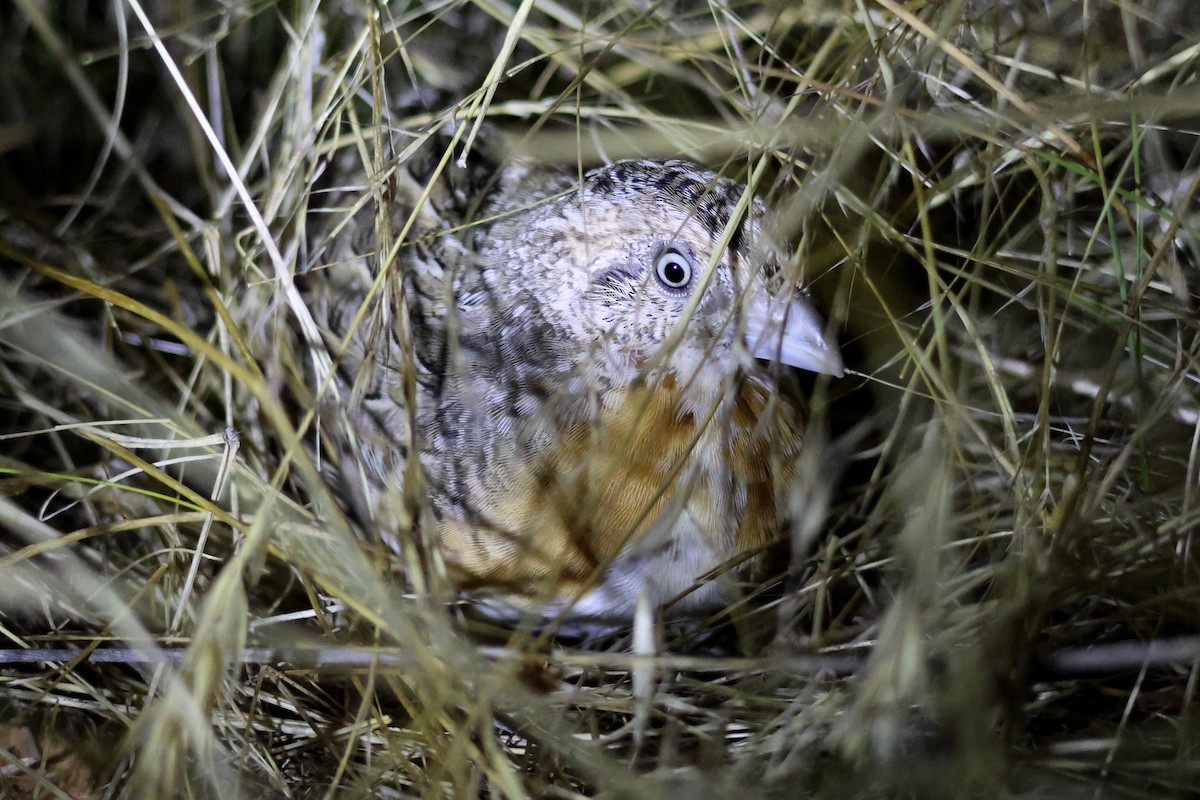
[471,159,843,399]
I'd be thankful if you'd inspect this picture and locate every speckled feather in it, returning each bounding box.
[306,139,842,619]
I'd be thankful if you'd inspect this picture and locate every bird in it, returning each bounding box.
[305,137,843,621]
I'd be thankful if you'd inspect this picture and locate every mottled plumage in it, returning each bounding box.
[306,141,842,619]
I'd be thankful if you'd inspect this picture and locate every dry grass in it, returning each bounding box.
[1,0,1198,797]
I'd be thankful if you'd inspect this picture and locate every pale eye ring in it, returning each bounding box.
[654,247,693,290]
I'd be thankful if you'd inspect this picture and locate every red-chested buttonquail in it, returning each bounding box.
[305,139,843,620]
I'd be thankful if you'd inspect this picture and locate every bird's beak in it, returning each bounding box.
[742,289,844,378]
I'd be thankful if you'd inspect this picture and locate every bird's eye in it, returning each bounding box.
[654,247,693,290]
